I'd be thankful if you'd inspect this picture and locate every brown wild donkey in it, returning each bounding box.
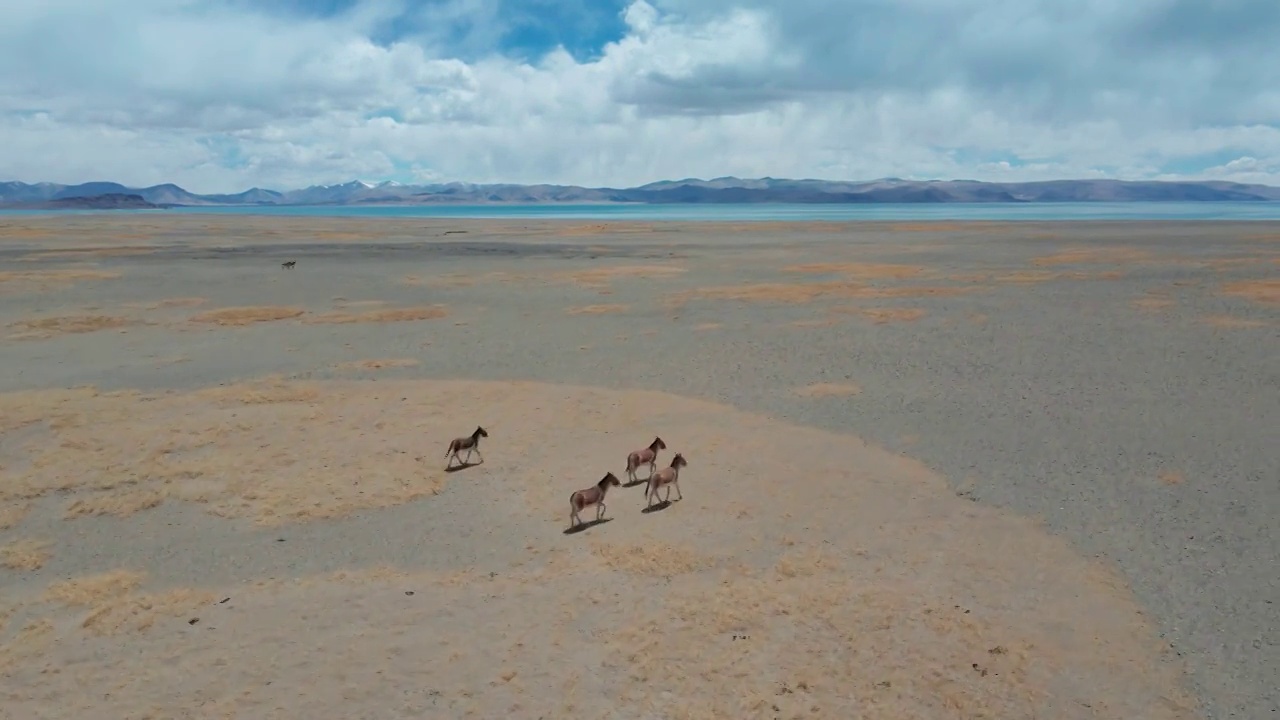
[626,436,667,484]
[444,426,488,469]
[569,472,622,529]
[645,453,687,508]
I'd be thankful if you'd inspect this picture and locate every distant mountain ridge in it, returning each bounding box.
[3,176,1279,207]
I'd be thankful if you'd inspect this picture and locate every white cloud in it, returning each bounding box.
[1,0,1279,193]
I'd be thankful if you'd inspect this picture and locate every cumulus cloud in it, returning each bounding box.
[1,0,1278,192]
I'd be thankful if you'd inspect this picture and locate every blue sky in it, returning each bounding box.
[1,0,1278,193]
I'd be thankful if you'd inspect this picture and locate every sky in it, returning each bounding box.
[2,0,1279,193]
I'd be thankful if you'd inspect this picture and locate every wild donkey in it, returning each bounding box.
[646,453,688,508]
[281,261,296,269]
[569,472,622,529]
[626,436,667,484]
[444,426,488,469]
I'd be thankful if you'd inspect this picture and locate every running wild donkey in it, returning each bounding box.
[444,426,488,469]
[569,472,622,529]
[626,436,667,484]
[646,453,688,508]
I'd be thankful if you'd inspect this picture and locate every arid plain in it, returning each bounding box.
[0,215,1276,720]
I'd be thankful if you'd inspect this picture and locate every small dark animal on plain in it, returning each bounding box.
[444,426,488,469]
[281,261,296,269]
[626,436,667,484]
[646,452,688,508]
[569,472,622,529]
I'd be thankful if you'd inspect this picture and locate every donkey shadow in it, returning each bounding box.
[641,499,676,514]
[444,460,482,473]
[622,477,649,489]
[563,517,613,535]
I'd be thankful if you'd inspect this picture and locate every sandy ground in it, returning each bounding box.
[0,215,1277,719]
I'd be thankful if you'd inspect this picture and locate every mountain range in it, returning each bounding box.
[3,177,1280,208]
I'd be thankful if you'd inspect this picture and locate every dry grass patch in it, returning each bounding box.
[44,570,146,607]
[692,322,722,331]
[1220,278,1280,304]
[0,269,120,290]
[832,306,927,324]
[563,264,686,289]
[303,305,449,324]
[7,314,134,340]
[783,262,928,280]
[23,247,155,260]
[1200,314,1268,329]
[0,380,460,525]
[592,542,715,577]
[1031,247,1152,266]
[794,382,861,397]
[1,539,51,570]
[0,618,55,671]
[148,297,207,309]
[0,503,31,530]
[566,303,629,315]
[190,306,305,326]
[1133,296,1176,312]
[333,358,421,371]
[81,587,218,636]
[991,270,1082,284]
[669,280,977,309]
[65,489,166,518]
[1158,471,1185,486]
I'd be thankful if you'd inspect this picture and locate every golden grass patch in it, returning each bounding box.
[831,306,927,324]
[0,503,31,530]
[23,247,155,260]
[668,281,976,308]
[1132,296,1176,312]
[7,314,134,340]
[1220,278,1280,304]
[65,489,166,518]
[80,587,218,636]
[564,264,687,289]
[1158,471,1185,486]
[692,322,722,331]
[0,618,54,670]
[149,297,207,309]
[44,569,147,607]
[1031,247,1152,266]
[0,539,51,570]
[794,382,861,397]
[990,270,1077,284]
[565,304,629,315]
[592,542,714,577]
[1200,314,1268,329]
[0,269,120,287]
[333,358,421,371]
[303,305,449,324]
[190,306,305,326]
[607,571,1049,719]
[0,380,452,525]
[783,262,928,279]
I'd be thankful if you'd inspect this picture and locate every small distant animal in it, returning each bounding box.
[444,426,488,469]
[626,436,667,484]
[281,261,296,269]
[569,472,622,529]
[645,452,688,508]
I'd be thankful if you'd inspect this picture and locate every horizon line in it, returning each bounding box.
[4,174,1279,197]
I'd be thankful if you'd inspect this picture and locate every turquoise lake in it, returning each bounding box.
[4,201,1280,221]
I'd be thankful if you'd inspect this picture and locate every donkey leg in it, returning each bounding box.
[597,502,606,521]
[473,447,484,463]
[673,480,683,501]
